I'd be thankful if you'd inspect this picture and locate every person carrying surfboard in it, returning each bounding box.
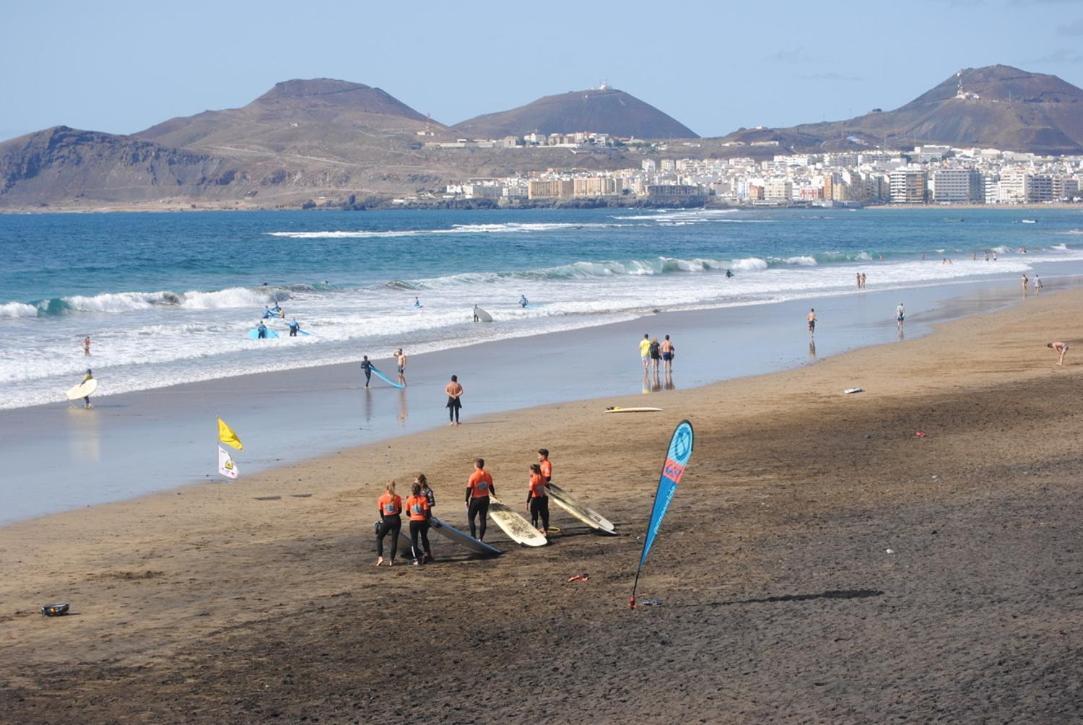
[288,319,301,337]
[466,459,495,541]
[360,356,373,387]
[405,482,434,565]
[80,369,94,409]
[257,321,268,339]
[376,481,403,567]
[526,463,550,536]
[395,348,407,387]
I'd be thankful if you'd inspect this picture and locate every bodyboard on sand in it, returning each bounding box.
[369,364,405,390]
[65,379,98,400]
[604,406,662,413]
[546,483,616,535]
[431,516,502,556]
[487,496,547,547]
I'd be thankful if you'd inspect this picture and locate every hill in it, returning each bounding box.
[453,87,698,139]
[719,65,1083,154]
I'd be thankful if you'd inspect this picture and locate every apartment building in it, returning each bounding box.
[930,169,982,203]
[889,168,927,204]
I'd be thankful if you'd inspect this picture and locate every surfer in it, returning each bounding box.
[661,334,675,373]
[537,449,552,483]
[360,355,373,388]
[256,321,268,339]
[1048,341,1069,366]
[445,374,463,425]
[376,481,403,567]
[473,305,480,323]
[639,334,651,372]
[80,369,94,409]
[417,473,436,508]
[395,348,407,386]
[519,294,528,308]
[807,308,816,337]
[414,296,423,309]
[405,482,433,565]
[466,459,495,541]
[83,335,91,356]
[288,319,301,337]
[526,463,550,536]
[725,268,733,278]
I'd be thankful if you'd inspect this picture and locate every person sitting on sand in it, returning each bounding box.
[405,482,433,565]
[1048,341,1069,366]
[526,463,550,537]
[376,481,403,567]
[538,449,552,483]
[445,374,463,425]
[466,459,495,541]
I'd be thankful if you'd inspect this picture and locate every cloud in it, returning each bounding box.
[1058,17,1083,34]
[764,48,821,64]
[1024,48,1083,63]
[798,72,864,82]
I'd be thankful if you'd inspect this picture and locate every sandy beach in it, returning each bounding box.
[3,287,1083,722]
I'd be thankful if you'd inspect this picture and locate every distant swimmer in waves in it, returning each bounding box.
[375,481,403,567]
[1048,341,1069,366]
[83,335,91,356]
[445,374,463,425]
[639,333,651,372]
[661,334,675,373]
[395,348,407,386]
[80,368,94,409]
[360,355,373,388]
[526,463,549,537]
[415,296,423,309]
[288,319,301,337]
[725,268,733,278]
[807,308,816,337]
[405,482,433,565]
[519,294,528,308]
[466,458,494,541]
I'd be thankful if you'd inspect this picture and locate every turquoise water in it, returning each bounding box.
[1,206,1081,409]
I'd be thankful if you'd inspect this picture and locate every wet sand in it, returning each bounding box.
[3,288,1083,723]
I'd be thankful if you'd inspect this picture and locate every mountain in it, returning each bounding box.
[453,87,698,139]
[0,126,243,208]
[719,65,1083,155]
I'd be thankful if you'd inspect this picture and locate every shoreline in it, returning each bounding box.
[3,286,1083,721]
[4,267,1071,526]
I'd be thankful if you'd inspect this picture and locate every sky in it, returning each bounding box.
[2,0,1082,141]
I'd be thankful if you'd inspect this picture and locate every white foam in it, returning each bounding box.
[0,302,37,318]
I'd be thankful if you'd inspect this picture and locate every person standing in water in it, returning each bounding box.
[395,348,407,386]
[1022,274,1029,296]
[896,303,905,331]
[649,336,662,376]
[79,368,94,409]
[360,355,373,388]
[526,463,549,536]
[519,294,528,308]
[445,374,463,425]
[414,296,423,309]
[473,305,481,323]
[256,321,268,339]
[405,482,433,565]
[661,334,675,374]
[639,334,651,372]
[375,481,403,567]
[1048,341,1069,366]
[807,308,817,337]
[288,319,301,337]
[466,458,494,541]
[83,335,91,356]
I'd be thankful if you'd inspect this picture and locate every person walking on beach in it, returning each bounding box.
[1035,274,1043,293]
[661,334,675,373]
[360,355,373,388]
[417,473,436,509]
[83,335,91,356]
[466,458,494,541]
[445,374,463,425]
[639,334,651,372]
[649,336,662,375]
[1022,274,1029,297]
[405,482,433,565]
[526,463,550,537]
[1048,341,1069,366]
[376,481,403,567]
[807,308,816,337]
[395,348,407,386]
[896,303,905,331]
[79,368,94,409]
[537,449,552,483]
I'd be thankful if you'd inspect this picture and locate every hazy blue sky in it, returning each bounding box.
[3,0,1082,140]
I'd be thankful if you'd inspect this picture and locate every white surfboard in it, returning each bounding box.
[604,406,662,414]
[473,307,493,323]
[487,496,547,547]
[546,483,616,535]
[65,378,98,400]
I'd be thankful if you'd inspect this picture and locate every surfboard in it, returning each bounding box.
[247,328,279,340]
[604,406,662,414]
[487,496,547,547]
[546,483,617,535]
[65,378,98,400]
[430,516,502,556]
[473,307,493,323]
[369,364,405,389]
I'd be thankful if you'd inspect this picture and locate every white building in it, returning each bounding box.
[889,168,927,204]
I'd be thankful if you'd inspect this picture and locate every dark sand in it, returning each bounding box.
[2,289,1083,723]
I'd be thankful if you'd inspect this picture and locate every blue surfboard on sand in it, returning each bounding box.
[369,364,404,389]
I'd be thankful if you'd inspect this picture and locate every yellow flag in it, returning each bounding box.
[217,417,244,450]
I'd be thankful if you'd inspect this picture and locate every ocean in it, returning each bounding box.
[2,206,1082,410]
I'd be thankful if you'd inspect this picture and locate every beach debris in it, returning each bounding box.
[639,598,663,606]
[843,387,864,395]
[568,573,589,583]
[40,603,70,617]
[914,431,927,438]
[885,549,895,555]
[254,495,282,501]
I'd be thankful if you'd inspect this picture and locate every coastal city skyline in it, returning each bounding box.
[3,0,1083,141]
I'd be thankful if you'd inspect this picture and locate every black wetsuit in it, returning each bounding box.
[360,360,372,387]
[376,514,401,559]
[467,497,490,540]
